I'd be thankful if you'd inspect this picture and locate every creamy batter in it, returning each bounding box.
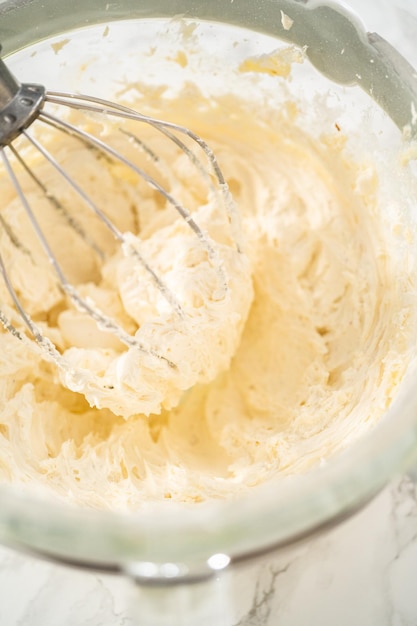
[0,71,415,509]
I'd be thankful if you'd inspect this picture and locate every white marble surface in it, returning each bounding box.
[1,476,417,626]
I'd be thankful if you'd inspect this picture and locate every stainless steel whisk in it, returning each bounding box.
[0,49,242,374]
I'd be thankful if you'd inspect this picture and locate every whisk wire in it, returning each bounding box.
[0,146,176,367]
[9,143,106,260]
[45,91,243,251]
[0,52,245,385]
[40,106,231,300]
[0,219,59,358]
[22,124,184,316]
[39,110,219,253]
[0,248,47,345]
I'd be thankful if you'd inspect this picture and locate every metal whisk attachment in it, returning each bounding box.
[0,50,243,382]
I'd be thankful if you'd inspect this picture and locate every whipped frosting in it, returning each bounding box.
[0,119,253,419]
[0,77,415,510]
[59,201,253,418]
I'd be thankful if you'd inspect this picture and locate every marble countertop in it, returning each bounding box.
[1,475,417,625]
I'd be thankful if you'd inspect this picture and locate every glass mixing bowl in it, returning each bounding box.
[1,1,417,624]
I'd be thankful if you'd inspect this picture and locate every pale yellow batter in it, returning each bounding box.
[0,79,415,510]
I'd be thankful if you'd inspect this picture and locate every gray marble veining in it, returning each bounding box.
[0,477,417,625]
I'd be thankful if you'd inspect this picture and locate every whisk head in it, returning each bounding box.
[0,61,252,417]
